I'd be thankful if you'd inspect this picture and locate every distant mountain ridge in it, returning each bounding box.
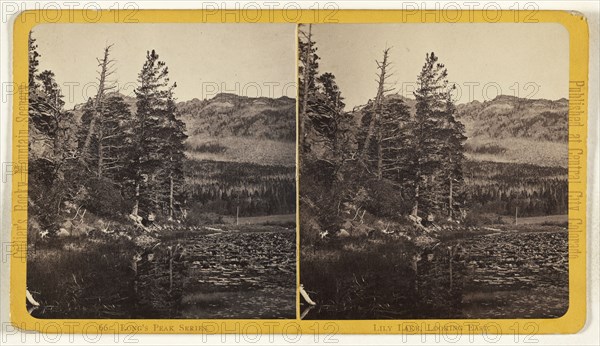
[178,93,295,142]
[456,95,568,142]
[177,93,296,166]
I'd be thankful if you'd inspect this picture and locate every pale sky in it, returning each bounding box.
[309,23,569,108]
[32,23,296,108]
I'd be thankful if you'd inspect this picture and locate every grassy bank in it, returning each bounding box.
[222,213,295,226]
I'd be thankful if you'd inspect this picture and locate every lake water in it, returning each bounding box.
[302,229,568,319]
[177,228,296,319]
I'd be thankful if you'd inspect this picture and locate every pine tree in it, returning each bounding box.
[378,98,412,184]
[298,26,354,194]
[316,72,345,110]
[309,72,352,177]
[30,69,78,170]
[411,52,465,218]
[130,49,184,220]
[30,70,64,135]
[28,31,40,91]
[157,89,187,220]
[358,96,411,187]
[439,92,467,218]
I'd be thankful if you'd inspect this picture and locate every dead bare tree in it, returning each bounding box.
[359,47,395,179]
[80,44,117,173]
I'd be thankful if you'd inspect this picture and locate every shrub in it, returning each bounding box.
[83,177,129,218]
[185,203,224,225]
[463,211,493,227]
[541,220,568,228]
[363,178,411,218]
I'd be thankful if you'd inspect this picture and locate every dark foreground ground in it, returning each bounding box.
[27,223,296,319]
[300,225,568,320]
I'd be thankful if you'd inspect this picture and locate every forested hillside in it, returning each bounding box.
[465,161,567,217]
[456,96,568,216]
[184,160,295,219]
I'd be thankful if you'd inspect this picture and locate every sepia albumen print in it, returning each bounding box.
[19,15,580,326]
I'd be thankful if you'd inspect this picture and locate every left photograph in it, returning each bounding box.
[26,23,297,319]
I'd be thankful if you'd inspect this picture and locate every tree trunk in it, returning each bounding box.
[412,186,419,217]
[169,253,173,292]
[413,162,421,216]
[52,114,60,160]
[132,181,140,216]
[449,248,453,290]
[376,127,383,180]
[448,176,453,218]
[97,127,103,178]
[169,172,174,220]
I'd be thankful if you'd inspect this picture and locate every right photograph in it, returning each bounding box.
[298,23,569,320]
